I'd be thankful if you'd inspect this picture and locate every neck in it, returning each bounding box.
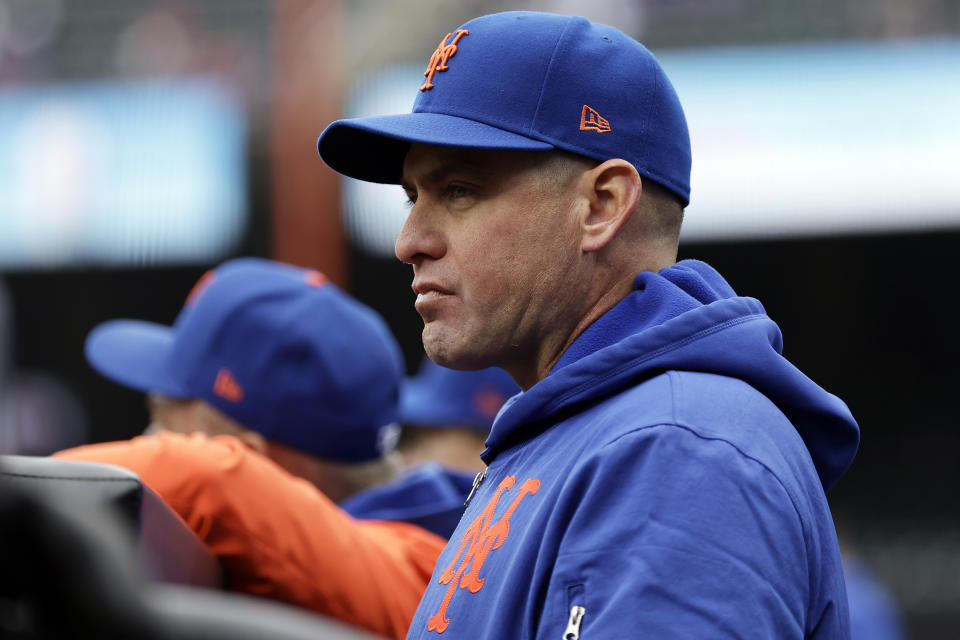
[505,271,637,390]
[265,440,401,503]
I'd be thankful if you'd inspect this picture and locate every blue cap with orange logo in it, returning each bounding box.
[399,357,519,433]
[317,10,691,205]
[84,257,404,462]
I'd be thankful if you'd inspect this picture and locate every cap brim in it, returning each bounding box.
[399,378,478,431]
[317,112,555,184]
[84,319,188,398]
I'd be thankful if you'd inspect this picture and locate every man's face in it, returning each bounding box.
[397,145,585,386]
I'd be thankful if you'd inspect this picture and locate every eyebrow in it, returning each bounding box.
[401,158,498,193]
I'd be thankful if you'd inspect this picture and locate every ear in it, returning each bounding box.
[580,159,642,253]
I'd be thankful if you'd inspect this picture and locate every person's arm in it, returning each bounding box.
[55,431,446,640]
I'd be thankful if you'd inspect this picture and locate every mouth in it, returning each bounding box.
[412,281,453,313]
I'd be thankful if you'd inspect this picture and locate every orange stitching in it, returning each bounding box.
[213,368,244,403]
[185,270,216,307]
[426,476,540,633]
[420,29,469,91]
[580,105,611,133]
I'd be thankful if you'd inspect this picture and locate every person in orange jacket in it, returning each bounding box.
[56,257,445,640]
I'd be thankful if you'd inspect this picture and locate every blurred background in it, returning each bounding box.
[0,0,957,636]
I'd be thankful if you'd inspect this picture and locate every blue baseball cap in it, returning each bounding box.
[399,357,519,433]
[318,11,691,205]
[84,257,404,462]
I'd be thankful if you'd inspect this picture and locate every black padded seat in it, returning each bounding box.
[148,584,381,639]
[0,454,221,588]
[1,458,376,639]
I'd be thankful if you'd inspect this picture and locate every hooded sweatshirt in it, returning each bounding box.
[405,260,860,640]
[341,463,477,539]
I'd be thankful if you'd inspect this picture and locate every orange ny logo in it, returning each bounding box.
[420,29,469,91]
[426,475,540,633]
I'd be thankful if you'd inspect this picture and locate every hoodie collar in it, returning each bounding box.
[483,260,859,491]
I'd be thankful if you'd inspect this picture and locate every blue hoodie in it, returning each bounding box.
[405,260,859,640]
[340,463,476,539]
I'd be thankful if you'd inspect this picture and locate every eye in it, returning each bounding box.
[448,184,472,199]
[403,189,417,207]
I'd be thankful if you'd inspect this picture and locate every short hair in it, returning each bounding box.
[536,150,684,243]
[640,177,685,242]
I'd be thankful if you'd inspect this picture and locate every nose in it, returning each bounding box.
[395,202,445,265]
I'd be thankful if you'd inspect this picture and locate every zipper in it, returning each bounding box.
[464,467,487,507]
[563,605,585,640]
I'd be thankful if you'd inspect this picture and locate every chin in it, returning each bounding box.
[424,335,478,372]
[427,349,497,373]
[422,344,463,370]
[423,321,505,371]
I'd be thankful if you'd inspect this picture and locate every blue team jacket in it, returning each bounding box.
[405,260,860,639]
[341,463,476,539]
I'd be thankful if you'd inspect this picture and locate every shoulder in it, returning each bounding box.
[579,370,814,488]
[545,379,817,550]
[576,419,800,515]
[54,432,283,504]
[57,431,247,471]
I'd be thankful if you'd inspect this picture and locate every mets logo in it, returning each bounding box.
[426,475,540,633]
[420,29,469,91]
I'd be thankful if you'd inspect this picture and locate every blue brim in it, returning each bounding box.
[317,112,554,184]
[84,319,188,398]
[399,377,490,432]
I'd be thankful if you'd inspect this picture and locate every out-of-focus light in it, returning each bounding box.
[10,100,103,262]
[340,66,420,257]
[0,78,248,269]
[662,38,960,241]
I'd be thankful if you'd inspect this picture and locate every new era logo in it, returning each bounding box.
[580,105,611,133]
[213,368,244,403]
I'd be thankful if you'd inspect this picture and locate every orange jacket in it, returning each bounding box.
[55,432,446,640]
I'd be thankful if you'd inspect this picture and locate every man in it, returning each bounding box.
[57,257,446,640]
[340,357,519,538]
[317,10,860,640]
[78,256,404,502]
